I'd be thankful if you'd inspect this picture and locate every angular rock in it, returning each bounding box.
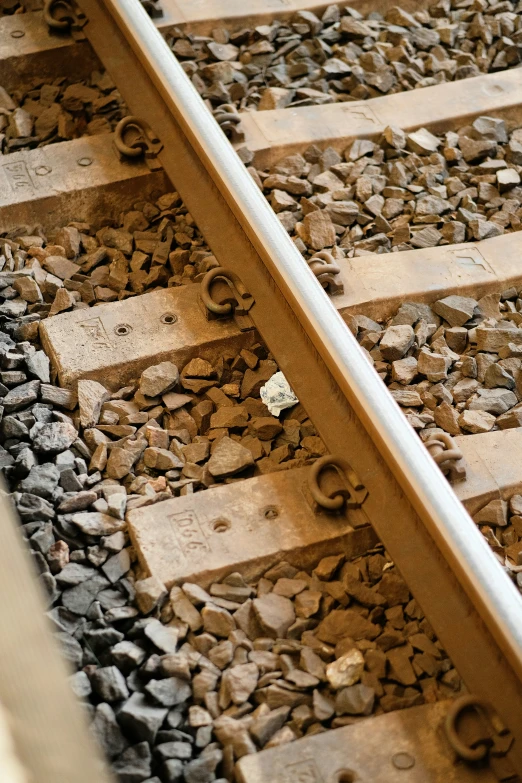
[135,577,167,614]
[220,662,259,706]
[316,609,379,643]
[26,350,50,382]
[78,379,110,427]
[140,361,179,397]
[145,677,191,707]
[258,87,293,111]
[91,703,128,759]
[32,421,78,453]
[417,351,449,382]
[106,439,147,479]
[201,604,236,638]
[250,706,289,747]
[144,619,179,654]
[380,325,415,361]
[326,649,364,689]
[90,665,129,702]
[407,128,440,154]
[468,388,517,415]
[71,512,126,536]
[335,683,375,716]
[207,436,254,478]
[458,409,496,434]
[170,586,203,631]
[112,743,152,783]
[474,498,507,527]
[300,211,336,250]
[432,295,476,327]
[3,380,40,412]
[144,447,182,471]
[118,692,168,743]
[433,401,461,435]
[20,463,60,498]
[253,593,295,638]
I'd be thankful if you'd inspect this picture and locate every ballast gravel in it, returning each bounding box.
[1,304,458,781]
[1,184,522,783]
[253,115,522,260]
[0,191,215,314]
[2,2,522,773]
[353,290,522,574]
[7,236,516,781]
[0,202,464,781]
[168,0,522,118]
[0,71,126,153]
[0,196,336,782]
[354,292,522,440]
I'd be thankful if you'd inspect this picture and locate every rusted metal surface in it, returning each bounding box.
[445,695,514,767]
[307,251,343,296]
[43,0,88,39]
[240,69,522,168]
[60,0,522,765]
[0,484,113,783]
[309,454,368,511]
[236,701,500,783]
[127,466,377,589]
[425,433,467,484]
[201,266,256,331]
[0,133,167,232]
[212,103,244,144]
[113,115,163,168]
[40,282,258,389]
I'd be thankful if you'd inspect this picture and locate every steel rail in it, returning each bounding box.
[81,0,522,764]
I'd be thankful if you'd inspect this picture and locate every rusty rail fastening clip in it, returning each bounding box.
[307,251,344,296]
[445,695,514,767]
[425,431,466,483]
[43,0,87,38]
[113,117,163,171]
[309,455,368,511]
[200,267,255,332]
[213,104,244,144]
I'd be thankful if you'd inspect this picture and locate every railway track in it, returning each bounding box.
[1,0,522,780]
